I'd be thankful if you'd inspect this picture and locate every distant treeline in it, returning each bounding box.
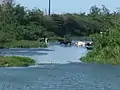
[0,2,119,44]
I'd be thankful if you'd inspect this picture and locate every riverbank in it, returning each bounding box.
[80,46,120,65]
[0,40,47,49]
[0,56,35,67]
[80,26,120,65]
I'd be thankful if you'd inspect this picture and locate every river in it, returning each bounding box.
[0,43,120,90]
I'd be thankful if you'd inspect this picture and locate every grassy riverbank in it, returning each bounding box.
[0,40,47,48]
[80,24,120,65]
[80,46,120,65]
[0,56,35,67]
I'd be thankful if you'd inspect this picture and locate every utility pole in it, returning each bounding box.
[48,0,51,15]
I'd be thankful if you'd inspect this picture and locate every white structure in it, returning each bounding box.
[74,41,86,47]
[45,38,48,44]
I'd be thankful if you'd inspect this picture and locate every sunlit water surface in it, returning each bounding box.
[0,44,120,90]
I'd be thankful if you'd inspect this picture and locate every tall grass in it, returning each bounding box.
[0,40,47,48]
[80,26,120,65]
[0,56,35,67]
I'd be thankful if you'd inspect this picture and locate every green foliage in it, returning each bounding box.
[0,40,47,48]
[0,4,110,40]
[0,56,35,67]
[81,14,120,65]
[0,2,120,51]
[1,2,120,65]
[81,46,120,65]
[0,3,110,46]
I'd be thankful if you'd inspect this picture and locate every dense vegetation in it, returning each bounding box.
[0,1,111,48]
[1,1,120,65]
[0,56,35,67]
[81,7,120,65]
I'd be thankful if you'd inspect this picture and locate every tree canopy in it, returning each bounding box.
[0,2,115,41]
[0,2,119,47]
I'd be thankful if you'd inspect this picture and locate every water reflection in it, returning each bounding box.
[0,45,88,64]
[1,51,48,56]
[0,44,120,90]
[0,48,54,52]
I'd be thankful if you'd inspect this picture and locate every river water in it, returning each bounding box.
[0,44,120,90]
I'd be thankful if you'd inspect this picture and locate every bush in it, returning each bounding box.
[0,56,35,67]
[0,40,47,48]
[80,23,120,65]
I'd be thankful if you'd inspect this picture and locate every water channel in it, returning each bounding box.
[0,43,120,90]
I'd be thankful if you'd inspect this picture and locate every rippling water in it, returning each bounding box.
[0,45,88,64]
[0,44,120,90]
[0,64,120,90]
